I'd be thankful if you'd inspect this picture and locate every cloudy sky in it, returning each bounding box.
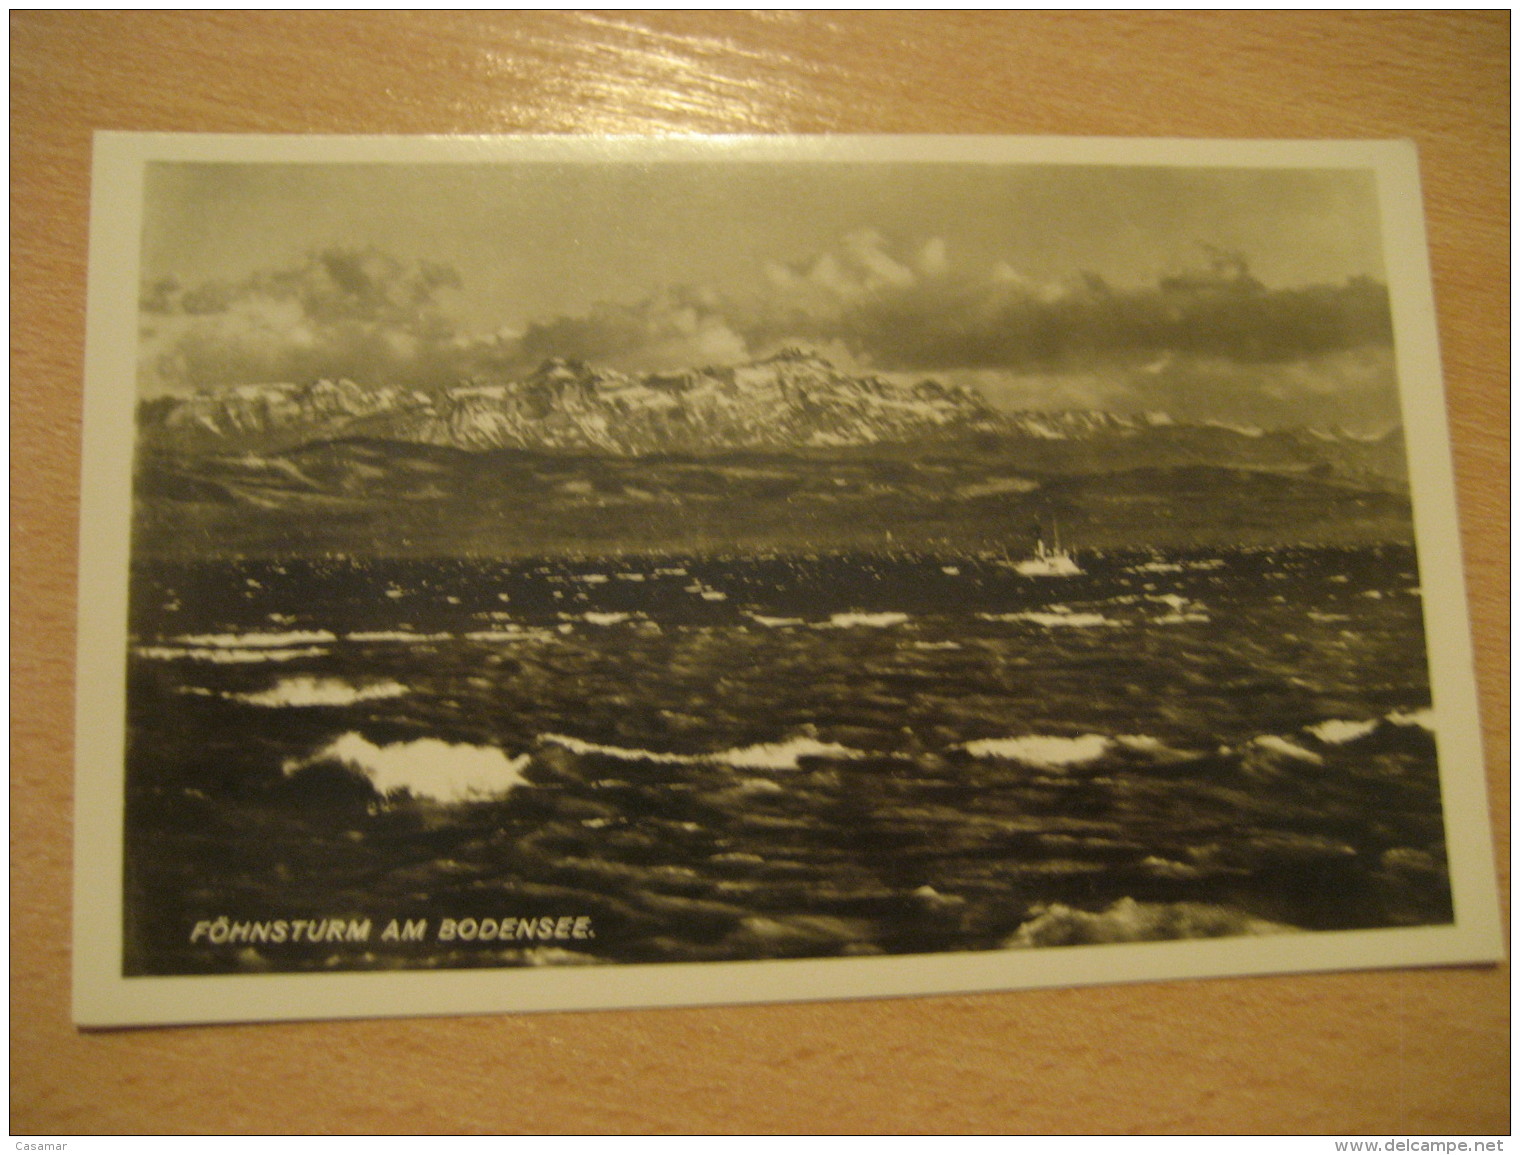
[138,159,1400,431]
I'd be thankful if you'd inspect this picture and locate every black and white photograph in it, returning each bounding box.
[73,134,1501,1026]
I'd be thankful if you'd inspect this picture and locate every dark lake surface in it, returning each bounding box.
[123,545,1451,974]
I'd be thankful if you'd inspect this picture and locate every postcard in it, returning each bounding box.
[72,134,1502,1027]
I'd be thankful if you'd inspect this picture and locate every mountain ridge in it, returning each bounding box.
[138,351,1401,471]
[130,352,1414,557]
[142,349,999,457]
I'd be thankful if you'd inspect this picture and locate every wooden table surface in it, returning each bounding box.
[11,11,1508,1136]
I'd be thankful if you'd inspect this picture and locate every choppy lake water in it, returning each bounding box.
[123,545,1451,974]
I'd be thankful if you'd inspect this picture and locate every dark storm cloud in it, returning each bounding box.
[514,286,748,373]
[741,233,1393,372]
[139,247,471,395]
[873,274,1394,370]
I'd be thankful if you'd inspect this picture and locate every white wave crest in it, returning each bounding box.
[1147,594,1210,624]
[230,678,409,708]
[176,630,338,647]
[464,627,558,643]
[747,614,806,628]
[979,609,1115,628]
[821,612,910,629]
[135,645,327,664]
[718,737,864,770]
[1006,897,1294,948]
[1387,708,1435,731]
[285,732,529,802]
[345,631,451,643]
[1252,735,1324,765]
[1308,718,1379,745]
[543,733,866,771]
[544,734,687,765]
[581,612,635,626]
[963,734,1112,768]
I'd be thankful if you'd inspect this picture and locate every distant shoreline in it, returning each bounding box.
[130,458,1416,563]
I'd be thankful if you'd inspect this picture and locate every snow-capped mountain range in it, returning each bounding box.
[143,350,1002,456]
[138,348,1401,479]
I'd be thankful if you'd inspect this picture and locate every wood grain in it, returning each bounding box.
[11,10,1508,1135]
